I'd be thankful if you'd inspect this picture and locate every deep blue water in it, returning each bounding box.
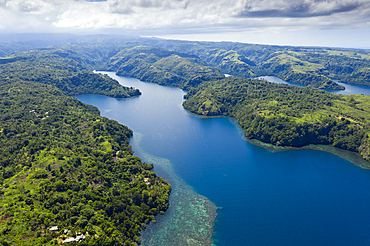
[260,75,370,95]
[77,72,370,245]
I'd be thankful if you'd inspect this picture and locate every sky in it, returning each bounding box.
[0,0,370,48]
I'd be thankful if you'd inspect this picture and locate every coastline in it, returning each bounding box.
[246,138,370,170]
[131,132,219,246]
[224,116,370,170]
[114,71,370,171]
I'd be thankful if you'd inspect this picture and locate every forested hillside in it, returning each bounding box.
[183,77,370,162]
[3,37,370,90]
[104,45,225,88]
[0,49,140,98]
[0,46,170,245]
[139,39,370,89]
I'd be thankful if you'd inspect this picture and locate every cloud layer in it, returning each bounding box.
[237,0,366,18]
[0,0,370,45]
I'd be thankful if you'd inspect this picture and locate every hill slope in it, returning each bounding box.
[0,46,171,245]
[183,77,370,162]
[0,79,170,245]
[0,49,141,98]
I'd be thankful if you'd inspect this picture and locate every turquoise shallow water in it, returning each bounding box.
[77,72,370,246]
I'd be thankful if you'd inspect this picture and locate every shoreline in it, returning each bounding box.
[224,116,370,170]
[112,71,367,171]
[131,133,219,246]
[246,138,370,170]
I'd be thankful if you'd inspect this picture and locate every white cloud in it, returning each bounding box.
[5,0,56,14]
[236,0,369,18]
[0,0,369,44]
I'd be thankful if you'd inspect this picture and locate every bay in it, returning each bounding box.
[259,75,370,95]
[77,72,370,245]
[330,81,370,95]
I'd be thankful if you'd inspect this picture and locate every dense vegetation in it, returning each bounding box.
[183,77,370,162]
[0,49,141,98]
[139,39,370,89]
[0,79,170,245]
[104,45,225,89]
[2,37,370,90]
[0,45,171,245]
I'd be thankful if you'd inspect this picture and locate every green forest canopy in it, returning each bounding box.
[0,48,169,245]
[3,37,370,90]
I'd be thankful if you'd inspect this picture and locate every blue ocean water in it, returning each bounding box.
[77,72,370,245]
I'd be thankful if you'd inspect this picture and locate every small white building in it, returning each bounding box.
[49,226,58,231]
[63,234,86,243]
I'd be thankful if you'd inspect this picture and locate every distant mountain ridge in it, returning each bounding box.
[2,35,370,90]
